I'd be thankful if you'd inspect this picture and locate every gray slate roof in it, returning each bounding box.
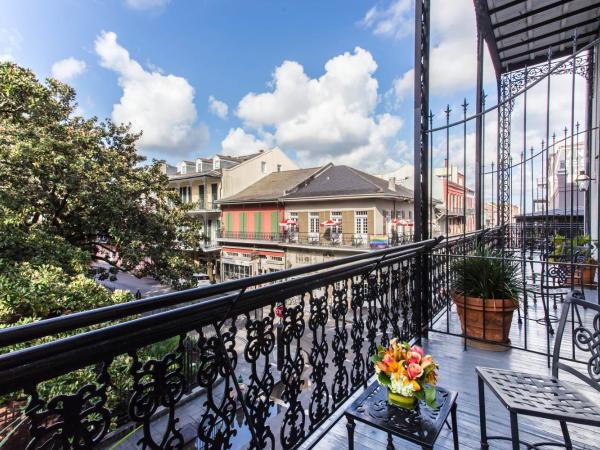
[284,165,413,200]
[219,167,321,203]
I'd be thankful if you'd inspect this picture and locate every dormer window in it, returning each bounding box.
[261,161,267,174]
[179,163,187,174]
[196,161,203,172]
[213,156,220,169]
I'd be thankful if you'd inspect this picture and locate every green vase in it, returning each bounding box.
[387,390,417,409]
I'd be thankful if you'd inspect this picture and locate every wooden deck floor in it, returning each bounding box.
[308,297,600,450]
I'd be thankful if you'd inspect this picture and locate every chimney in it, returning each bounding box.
[388,176,396,191]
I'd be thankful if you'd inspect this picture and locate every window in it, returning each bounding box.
[198,185,205,208]
[401,210,405,219]
[211,183,218,208]
[309,212,319,234]
[213,157,220,169]
[261,161,267,174]
[355,210,368,235]
[269,255,283,262]
[331,211,342,234]
[179,186,191,203]
[277,164,282,172]
[408,210,412,220]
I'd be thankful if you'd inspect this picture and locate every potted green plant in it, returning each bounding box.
[552,234,597,285]
[575,235,597,285]
[451,247,521,350]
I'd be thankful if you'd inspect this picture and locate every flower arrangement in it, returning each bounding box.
[371,339,438,408]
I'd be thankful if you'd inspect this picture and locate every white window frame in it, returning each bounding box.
[261,161,267,174]
[355,210,368,237]
[330,211,342,236]
[309,212,320,242]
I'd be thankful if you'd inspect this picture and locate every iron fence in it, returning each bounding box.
[0,238,439,449]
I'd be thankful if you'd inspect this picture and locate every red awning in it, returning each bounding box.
[320,219,342,227]
[279,219,297,226]
[392,218,409,226]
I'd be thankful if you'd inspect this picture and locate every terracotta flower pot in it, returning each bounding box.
[452,292,517,350]
[578,265,597,286]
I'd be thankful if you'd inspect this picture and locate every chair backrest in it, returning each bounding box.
[552,291,600,393]
[540,260,569,290]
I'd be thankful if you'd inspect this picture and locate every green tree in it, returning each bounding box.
[0,62,204,323]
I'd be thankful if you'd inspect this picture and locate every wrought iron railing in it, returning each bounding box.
[0,238,440,449]
[280,232,414,249]
[219,231,415,249]
[219,230,281,241]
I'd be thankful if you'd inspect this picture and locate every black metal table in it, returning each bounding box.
[344,382,459,450]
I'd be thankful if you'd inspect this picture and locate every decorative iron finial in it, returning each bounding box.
[462,98,468,116]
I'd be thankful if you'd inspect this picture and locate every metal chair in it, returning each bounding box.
[477,291,600,449]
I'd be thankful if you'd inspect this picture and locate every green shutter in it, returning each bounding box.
[226,212,232,231]
[240,213,247,233]
[254,212,263,235]
[271,212,278,234]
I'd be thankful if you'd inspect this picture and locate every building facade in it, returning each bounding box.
[432,163,476,236]
[165,148,297,280]
[218,164,415,279]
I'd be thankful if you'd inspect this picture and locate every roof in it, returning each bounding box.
[515,207,584,218]
[216,152,263,162]
[283,165,414,200]
[167,170,221,181]
[474,0,600,74]
[219,167,321,203]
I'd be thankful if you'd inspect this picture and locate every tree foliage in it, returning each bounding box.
[0,62,204,324]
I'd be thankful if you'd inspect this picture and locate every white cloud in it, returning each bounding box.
[221,128,274,156]
[377,0,496,104]
[361,0,413,40]
[125,0,170,10]
[95,31,208,154]
[0,28,22,62]
[387,69,413,106]
[208,95,228,119]
[51,57,86,82]
[232,47,404,172]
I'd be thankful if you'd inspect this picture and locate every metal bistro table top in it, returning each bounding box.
[345,382,458,448]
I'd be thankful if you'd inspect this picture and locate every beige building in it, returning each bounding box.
[165,148,297,280]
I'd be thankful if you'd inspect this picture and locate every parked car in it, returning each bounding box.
[193,273,211,286]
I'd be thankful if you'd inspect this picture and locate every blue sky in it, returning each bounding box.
[0,0,523,177]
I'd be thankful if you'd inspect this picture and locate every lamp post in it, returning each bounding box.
[575,169,593,236]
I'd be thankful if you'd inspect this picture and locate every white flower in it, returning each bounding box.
[390,375,414,397]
